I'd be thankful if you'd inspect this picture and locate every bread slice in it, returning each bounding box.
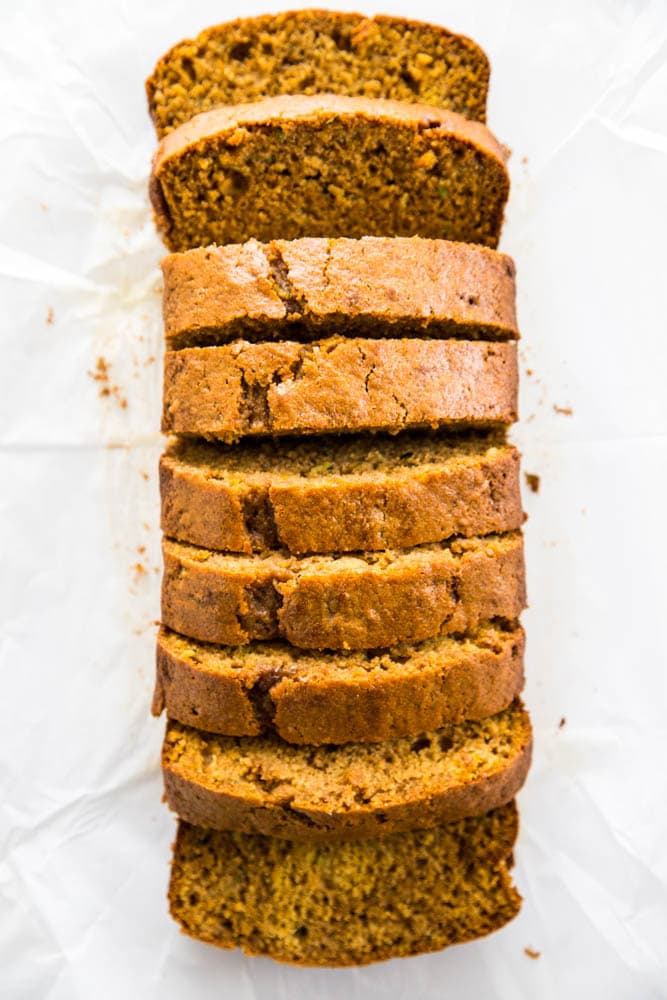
[149,95,509,251]
[147,11,490,138]
[162,338,518,442]
[162,237,518,349]
[162,699,531,839]
[161,531,526,649]
[160,432,524,554]
[153,622,525,744]
[168,803,521,965]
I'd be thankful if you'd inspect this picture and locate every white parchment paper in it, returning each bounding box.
[1,0,666,996]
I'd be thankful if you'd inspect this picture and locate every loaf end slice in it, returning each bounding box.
[168,802,521,966]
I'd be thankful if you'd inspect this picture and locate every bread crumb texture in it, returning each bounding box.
[168,802,520,965]
[150,95,509,250]
[147,11,490,136]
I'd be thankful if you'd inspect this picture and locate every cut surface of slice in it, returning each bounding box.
[153,622,525,744]
[161,237,518,349]
[162,699,532,839]
[169,803,521,966]
[162,338,518,442]
[161,531,526,649]
[147,11,490,137]
[160,433,524,554]
[150,95,509,250]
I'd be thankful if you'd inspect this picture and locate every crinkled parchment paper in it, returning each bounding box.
[1,0,666,996]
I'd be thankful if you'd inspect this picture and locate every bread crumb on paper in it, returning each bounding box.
[524,947,541,959]
[131,562,148,582]
[525,473,540,494]
[553,404,573,416]
[88,356,128,409]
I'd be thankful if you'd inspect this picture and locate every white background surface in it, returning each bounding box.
[1,0,666,996]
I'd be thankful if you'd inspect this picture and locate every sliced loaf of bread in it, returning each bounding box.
[147,12,490,137]
[162,237,518,349]
[162,338,518,441]
[162,699,531,839]
[160,433,524,554]
[161,532,526,649]
[169,803,520,965]
[150,95,509,251]
[153,622,525,744]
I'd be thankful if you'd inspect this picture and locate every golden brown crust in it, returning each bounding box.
[162,338,518,442]
[149,95,509,250]
[161,701,532,840]
[160,435,524,554]
[161,237,518,349]
[168,805,521,966]
[147,10,490,136]
[153,624,525,744]
[160,532,526,649]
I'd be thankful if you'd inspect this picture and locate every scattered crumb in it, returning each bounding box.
[525,473,540,494]
[46,306,55,325]
[143,522,151,531]
[153,620,161,627]
[131,562,148,581]
[89,355,109,381]
[144,355,156,366]
[524,947,541,959]
[559,717,567,729]
[553,404,573,416]
[88,356,128,409]
[134,619,161,636]
[520,155,529,165]
[525,368,533,376]
[137,545,146,556]
[141,471,150,481]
